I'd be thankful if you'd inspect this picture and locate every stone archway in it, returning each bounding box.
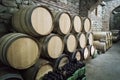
[109,6,120,30]
[102,0,120,31]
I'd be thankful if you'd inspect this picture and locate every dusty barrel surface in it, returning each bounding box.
[106,40,109,49]
[54,54,69,70]
[111,30,120,36]
[83,17,91,32]
[86,32,94,45]
[39,34,64,59]
[80,47,90,60]
[109,32,112,40]
[93,41,107,52]
[108,40,111,48]
[53,12,72,35]
[87,45,96,56]
[109,32,112,47]
[0,67,23,80]
[0,33,40,69]
[76,33,87,48]
[72,15,82,33]
[63,33,77,53]
[93,32,109,41]
[71,49,83,61]
[12,5,53,36]
[22,59,53,80]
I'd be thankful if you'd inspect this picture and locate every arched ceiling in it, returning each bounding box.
[113,5,120,12]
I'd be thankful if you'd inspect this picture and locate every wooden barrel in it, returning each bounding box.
[72,15,82,33]
[0,67,23,80]
[107,32,111,40]
[87,45,96,56]
[63,33,77,53]
[83,17,91,32]
[54,54,69,70]
[93,32,108,41]
[0,33,40,69]
[93,41,107,52]
[12,5,53,36]
[22,59,53,80]
[86,32,94,45]
[106,40,109,49]
[111,30,120,36]
[76,33,87,48]
[110,40,112,47]
[81,47,90,60]
[108,40,111,48]
[109,32,112,40]
[112,35,119,42]
[53,12,72,35]
[71,49,83,61]
[39,34,64,59]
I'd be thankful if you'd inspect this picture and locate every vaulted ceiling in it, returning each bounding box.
[79,0,103,11]
[103,0,113,2]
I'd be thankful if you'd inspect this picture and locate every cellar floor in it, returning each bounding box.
[86,41,120,80]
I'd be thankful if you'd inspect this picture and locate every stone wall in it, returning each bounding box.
[88,5,103,31]
[35,0,79,15]
[102,0,120,31]
[110,6,120,30]
[88,0,120,31]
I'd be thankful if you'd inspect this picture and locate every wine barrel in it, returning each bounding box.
[81,47,90,60]
[54,54,69,70]
[109,32,112,47]
[12,5,53,36]
[83,17,91,32]
[63,33,77,53]
[109,32,112,40]
[72,15,82,33]
[108,40,111,48]
[111,30,120,36]
[112,35,120,42]
[76,33,87,48]
[71,49,83,61]
[93,32,108,41]
[39,34,64,59]
[110,40,112,47]
[0,67,23,80]
[93,41,106,52]
[107,32,111,40]
[106,40,109,49]
[22,59,53,80]
[86,32,94,45]
[0,33,40,69]
[87,45,96,56]
[53,12,72,35]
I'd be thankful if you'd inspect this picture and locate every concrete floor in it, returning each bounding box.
[86,41,120,80]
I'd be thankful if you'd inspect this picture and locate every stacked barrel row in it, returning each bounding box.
[111,30,120,43]
[93,31,112,53]
[0,5,95,80]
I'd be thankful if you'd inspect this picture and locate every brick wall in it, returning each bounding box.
[88,5,103,31]
[88,0,120,31]
[35,0,79,15]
